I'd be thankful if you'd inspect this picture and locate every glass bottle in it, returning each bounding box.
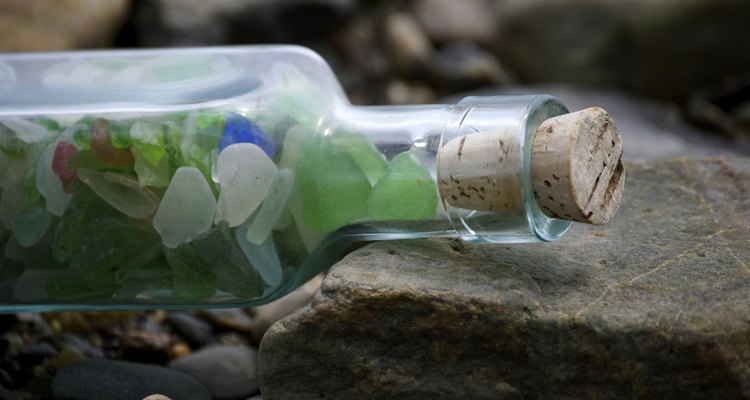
[0,45,580,312]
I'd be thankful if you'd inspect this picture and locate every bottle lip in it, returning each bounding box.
[440,94,572,243]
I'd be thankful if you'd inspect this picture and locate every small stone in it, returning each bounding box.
[90,119,134,167]
[367,151,437,221]
[120,329,172,364]
[164,312,212,347]
[169,345,259,400]
[77,169,159,218]
[236,223,283,288]
[197,309,255,334]
[215,143,278,227]
[142,395,172,400]
[384,12,433,74]
[10,206,52,247]
[18,342,57,366]
[47,347,87,370]
[297,135,371,232]
[52,359,211,400]
[219,113,276,157]
[244,168,295,245]
[413,0,496,44]
[153,167,217,248]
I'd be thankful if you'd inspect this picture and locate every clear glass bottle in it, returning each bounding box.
[0,46,572,312]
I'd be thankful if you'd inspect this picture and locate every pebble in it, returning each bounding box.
[153,166,217,248]
[384,12,433,74]
[52,359,210,400]
[119,329,172,364]
[60,334,105,359]
[215,143,279,227]
[413,0,496,44]
[18,342,57,366]
[197,309,255,334]
[142,395,172,400]
[164,312,212,347]
[367,151,437,221]
[169,345,259,400]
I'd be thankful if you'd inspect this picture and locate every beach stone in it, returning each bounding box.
[413,0,496,44]
[52,359,210,400]
[164,312,213,347]
[0,0,129,51]
[169,345,259,400]
[259,157,750,399]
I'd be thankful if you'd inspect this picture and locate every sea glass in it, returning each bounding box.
[0,45,571,311]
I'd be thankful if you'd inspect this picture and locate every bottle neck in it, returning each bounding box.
[327,95,572,243]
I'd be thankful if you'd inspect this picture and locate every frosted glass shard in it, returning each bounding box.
[279,125,308,170]
[10,206,52,248]
[36,142,72,216]
[215,143,278,227]
[1,159,33,228]
[77,169,158,219]
[245,168,294,245]
[236,222,283,287]
[153,167,217,248]
[0,118,54,143]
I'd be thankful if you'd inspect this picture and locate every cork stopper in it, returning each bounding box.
[438,107,624,225]
[531,107,624,225]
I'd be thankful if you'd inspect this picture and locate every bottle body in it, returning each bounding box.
[0,46,569,312]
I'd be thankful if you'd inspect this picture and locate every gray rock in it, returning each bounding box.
[413,0,496,44]
[429,41,512,92]
[259,157,750,399]
[164,312,213,347]
[494,0,750,99]
[0,0,129,51]
[383,12,434,76]
[52,359,210,400]
[170,345,259,400]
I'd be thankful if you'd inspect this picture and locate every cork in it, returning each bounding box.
[438,107,624,225]
[531,107,624,225]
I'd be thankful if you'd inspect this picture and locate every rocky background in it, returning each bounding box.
[1,0,750,399]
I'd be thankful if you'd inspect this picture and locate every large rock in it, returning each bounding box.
[0,0,130,51]
[259,157,750,399]
[493,0,750,99]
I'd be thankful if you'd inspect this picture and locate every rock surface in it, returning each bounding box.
[259,157,750,399]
